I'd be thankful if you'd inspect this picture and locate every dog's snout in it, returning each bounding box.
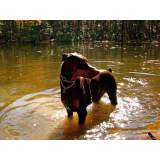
[108,92,118,106]
[111,101,117,106]
[111,95,118,106]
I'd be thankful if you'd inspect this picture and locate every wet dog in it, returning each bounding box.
[60,52,117,124]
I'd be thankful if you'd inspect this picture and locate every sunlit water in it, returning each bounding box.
[0,43,160,140]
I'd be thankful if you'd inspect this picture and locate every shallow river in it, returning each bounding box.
[0,42,160,140]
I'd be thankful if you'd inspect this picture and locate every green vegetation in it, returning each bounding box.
[0,20,160,44]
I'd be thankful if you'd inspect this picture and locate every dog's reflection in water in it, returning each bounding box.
[48,101,115,140]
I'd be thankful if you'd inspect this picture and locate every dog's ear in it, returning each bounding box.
[62,53,69,61]
[108,68,112,73]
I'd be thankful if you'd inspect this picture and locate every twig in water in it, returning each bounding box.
[148,132,157,140]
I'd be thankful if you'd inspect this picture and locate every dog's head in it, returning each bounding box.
[61,52,99,80]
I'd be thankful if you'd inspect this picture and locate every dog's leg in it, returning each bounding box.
[77,108,87,125]
[67,109,73,118]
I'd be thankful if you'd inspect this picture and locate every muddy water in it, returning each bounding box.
[0,43,160,140]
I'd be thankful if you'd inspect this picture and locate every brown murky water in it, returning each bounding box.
[0,43,160,140]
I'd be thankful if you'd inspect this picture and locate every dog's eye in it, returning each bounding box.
[77,63,88,69]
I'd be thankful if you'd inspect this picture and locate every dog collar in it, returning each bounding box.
[60,62,76,93]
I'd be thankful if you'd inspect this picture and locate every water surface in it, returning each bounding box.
[0,43,160,140]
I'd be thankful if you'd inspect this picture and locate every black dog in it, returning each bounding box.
[60,52,117,124]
